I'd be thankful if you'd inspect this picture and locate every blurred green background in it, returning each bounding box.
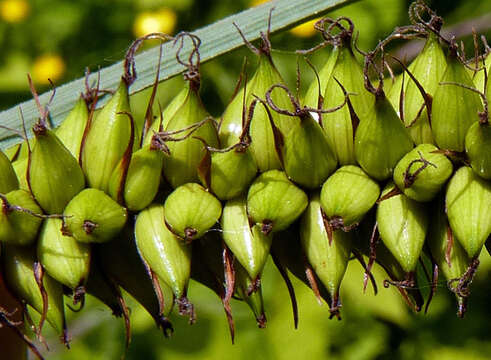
[1,0,490,359]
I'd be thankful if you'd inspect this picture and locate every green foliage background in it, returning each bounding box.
[1,0,491,359]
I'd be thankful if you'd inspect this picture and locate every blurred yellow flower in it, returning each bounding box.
[290,19,319,38]
[0,0,29,23]
[32,54,66,85]
[133,8,177,38]
[249,0,270,7]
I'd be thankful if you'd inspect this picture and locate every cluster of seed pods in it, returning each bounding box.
[0,1,490,357]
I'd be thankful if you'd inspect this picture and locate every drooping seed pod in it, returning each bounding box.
[135,204,194,322]
[81,35,169,192]
[320,165,380,234]
[464,78,491,180]
[300,192,352,318]
[387,34,447,144]
[37,218,90,304]
[63,188,128,243]
[247,170,308,234]
[427,196,474,318]
[161,33,219,188]
[29,122,85,214]
[303,17,373,164]
[0,190,43,246]
[393,143,453,202]
[377,183,429,274]
[221,195,272,281]
[108,137,164,211]
[446,166,491,258]
[219,17,293,172]
[96,223,174,335]
[164,183,222,242]
[264,84,339,188]
[0,149,19,193]
[3,245,67,344]
[198,95,258,200]
[352,215,424,312]
[54,96,89,161]
[431,47,483,151]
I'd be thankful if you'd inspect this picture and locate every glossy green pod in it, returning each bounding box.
[0,189,43,245]
[431,55,482,151]
[446,166,491,258]
[81,80,132,192]
[427,197,472,316]
[3,245,67,339]
[300,193,352,315]
[0,149,19,193]
[37,218,90,294]
[377,183,429,273]
[108,141,164,211]
[393,143,453,202]
[164,183,222,242]
[29,126,85,214]
[221,196,272,280]
[97,225,174,329]
[55,96,89,160]
[247,170,308,234]
[198,145,257,201]
[12,158,29,191]
[135,205,193,320]
[234,261,267,328]
[278,110,337,188]
[387,34,446,144]
[320,165,380,229]
[354,94,413,180]
[465,120,491,180]
[219,54,293,171]
[3,143,21,161]
[320,47,373,164]
[162,85,219,189]
[63,188,128,243]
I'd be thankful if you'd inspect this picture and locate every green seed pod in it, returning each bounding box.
[219,28,293,171]
[54,96,89,160]
[393,143,453,202]
[63,188,128,243]
[108,139,164,211]
[29,124,85,214]
[162,85,219,188]
[3,245,67,341]
[0,190,43,246]
[198,142,257,201]
[3,143,21,161]
[387,34,446,144]
[234,260,267,328]
[37,218,90,299]
[164,183,222,242]
[221,196,272,280]
[465,115,491,180]
[320,165,380,230]
[303,47,338,109]
[97,224,174,333]
[377,183,429,273]
[431,52,482,151]
[247,170,308,234]
[265,84,338,188]
[135,204,194,321]
[12,158,29,191]
[355,93,413,180]
[81,80,132,192]
[0,149,19,193]
[142,85,188,147]
[446,166,491,258]
[300,192,352,317]
[427,197,472,317]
